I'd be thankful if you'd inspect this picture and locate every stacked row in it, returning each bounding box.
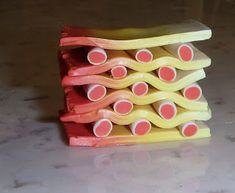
[58,20,212,147]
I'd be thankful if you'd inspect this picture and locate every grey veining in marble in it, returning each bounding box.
[0,0,235,193]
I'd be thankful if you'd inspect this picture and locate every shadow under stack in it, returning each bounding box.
[58,20,212,147]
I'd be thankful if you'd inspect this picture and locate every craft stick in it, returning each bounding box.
[127,48,153,63]
[62,69,206,91]
[110,65,127,79]
[84,84,107,101]
[60,20,212,50]
[93,118,113,137]
[130,119,151,136]
[64,122,211,147]
[131,82,149,96]
[178,121,198,137]
[157,66,177,82]
[87,47,107,65]
[61,106,211,128]
[153,100,177,120]
[66,86,209,114]
[66,46,212,77]
[182,83,202,101]
[113,99,133,115]
[163,43,194,62]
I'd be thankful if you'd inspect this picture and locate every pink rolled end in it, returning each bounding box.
[182,84,202,101]
[135,49,153,63]
[87,47,107,65]
[158,101,177,120]
[85,84,107,101]
[62,53,69,59]
[178,44,194,62]
[179,122,198,137]
[113,99,133,115]
[131,82,149,96]
[93,119,113,137]
[130,119,151,136]
[111,66,127,79]
[158,66,177,82]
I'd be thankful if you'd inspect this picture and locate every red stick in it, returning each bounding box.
[131,82,149,96]
[113,99,133,115]
[135,48,153,63]
[87,47,107,65]
[84,84,107,101]
[178,122,198,137]
[126,48,153,63]
[93,118,113,137]
[157,66,177,82]
[130,119,151,135]
[153,100,177,120]
[163,43,194,62]
[182,83,202,101]
[110,65,127,79]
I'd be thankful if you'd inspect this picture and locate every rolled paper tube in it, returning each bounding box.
[84,84,107,101]
[110,65,127,79]
[127,48,153,63]
[157,66,177,82]
[163,43,194,62]
[87,47,107,65]
[93,118,113,137]
[113,99,133,115]
[182,83,202,101]
[178,121,198,137]
[131,82,149,96]
[130,119,152,136]
[153,100,177,120]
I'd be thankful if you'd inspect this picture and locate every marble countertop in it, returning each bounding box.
[0,0,235,192]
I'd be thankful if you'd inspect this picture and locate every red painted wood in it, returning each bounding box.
[158,66,176,82]
[154,100,177,120]
[179,44,193,61]
[93,119,113,137]
[130,119,151,135]
[182,84,202,101]
[84,84,107,101]
[179,122,198,137]
[135,49,153,63]
[113,99,133,115]
[131,82,148,96]
[111,66,127,79]
[87,47,107,65]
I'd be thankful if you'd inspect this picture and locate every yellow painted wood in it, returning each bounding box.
[116,89,209,111]
[99,106,212,128]
[121,46,211,71]
[62,106,211,128]
[63,69,206,91]
[72,88,209,112]
[66,46,211,76]
[61,20,212,50]
[69,122,211,147]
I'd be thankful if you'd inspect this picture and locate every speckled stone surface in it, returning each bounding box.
[0,0,235,193]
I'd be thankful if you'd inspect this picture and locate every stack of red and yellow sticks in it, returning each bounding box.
[58,20,212,147]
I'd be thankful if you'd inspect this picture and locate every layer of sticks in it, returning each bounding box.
[58,21,212,146]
